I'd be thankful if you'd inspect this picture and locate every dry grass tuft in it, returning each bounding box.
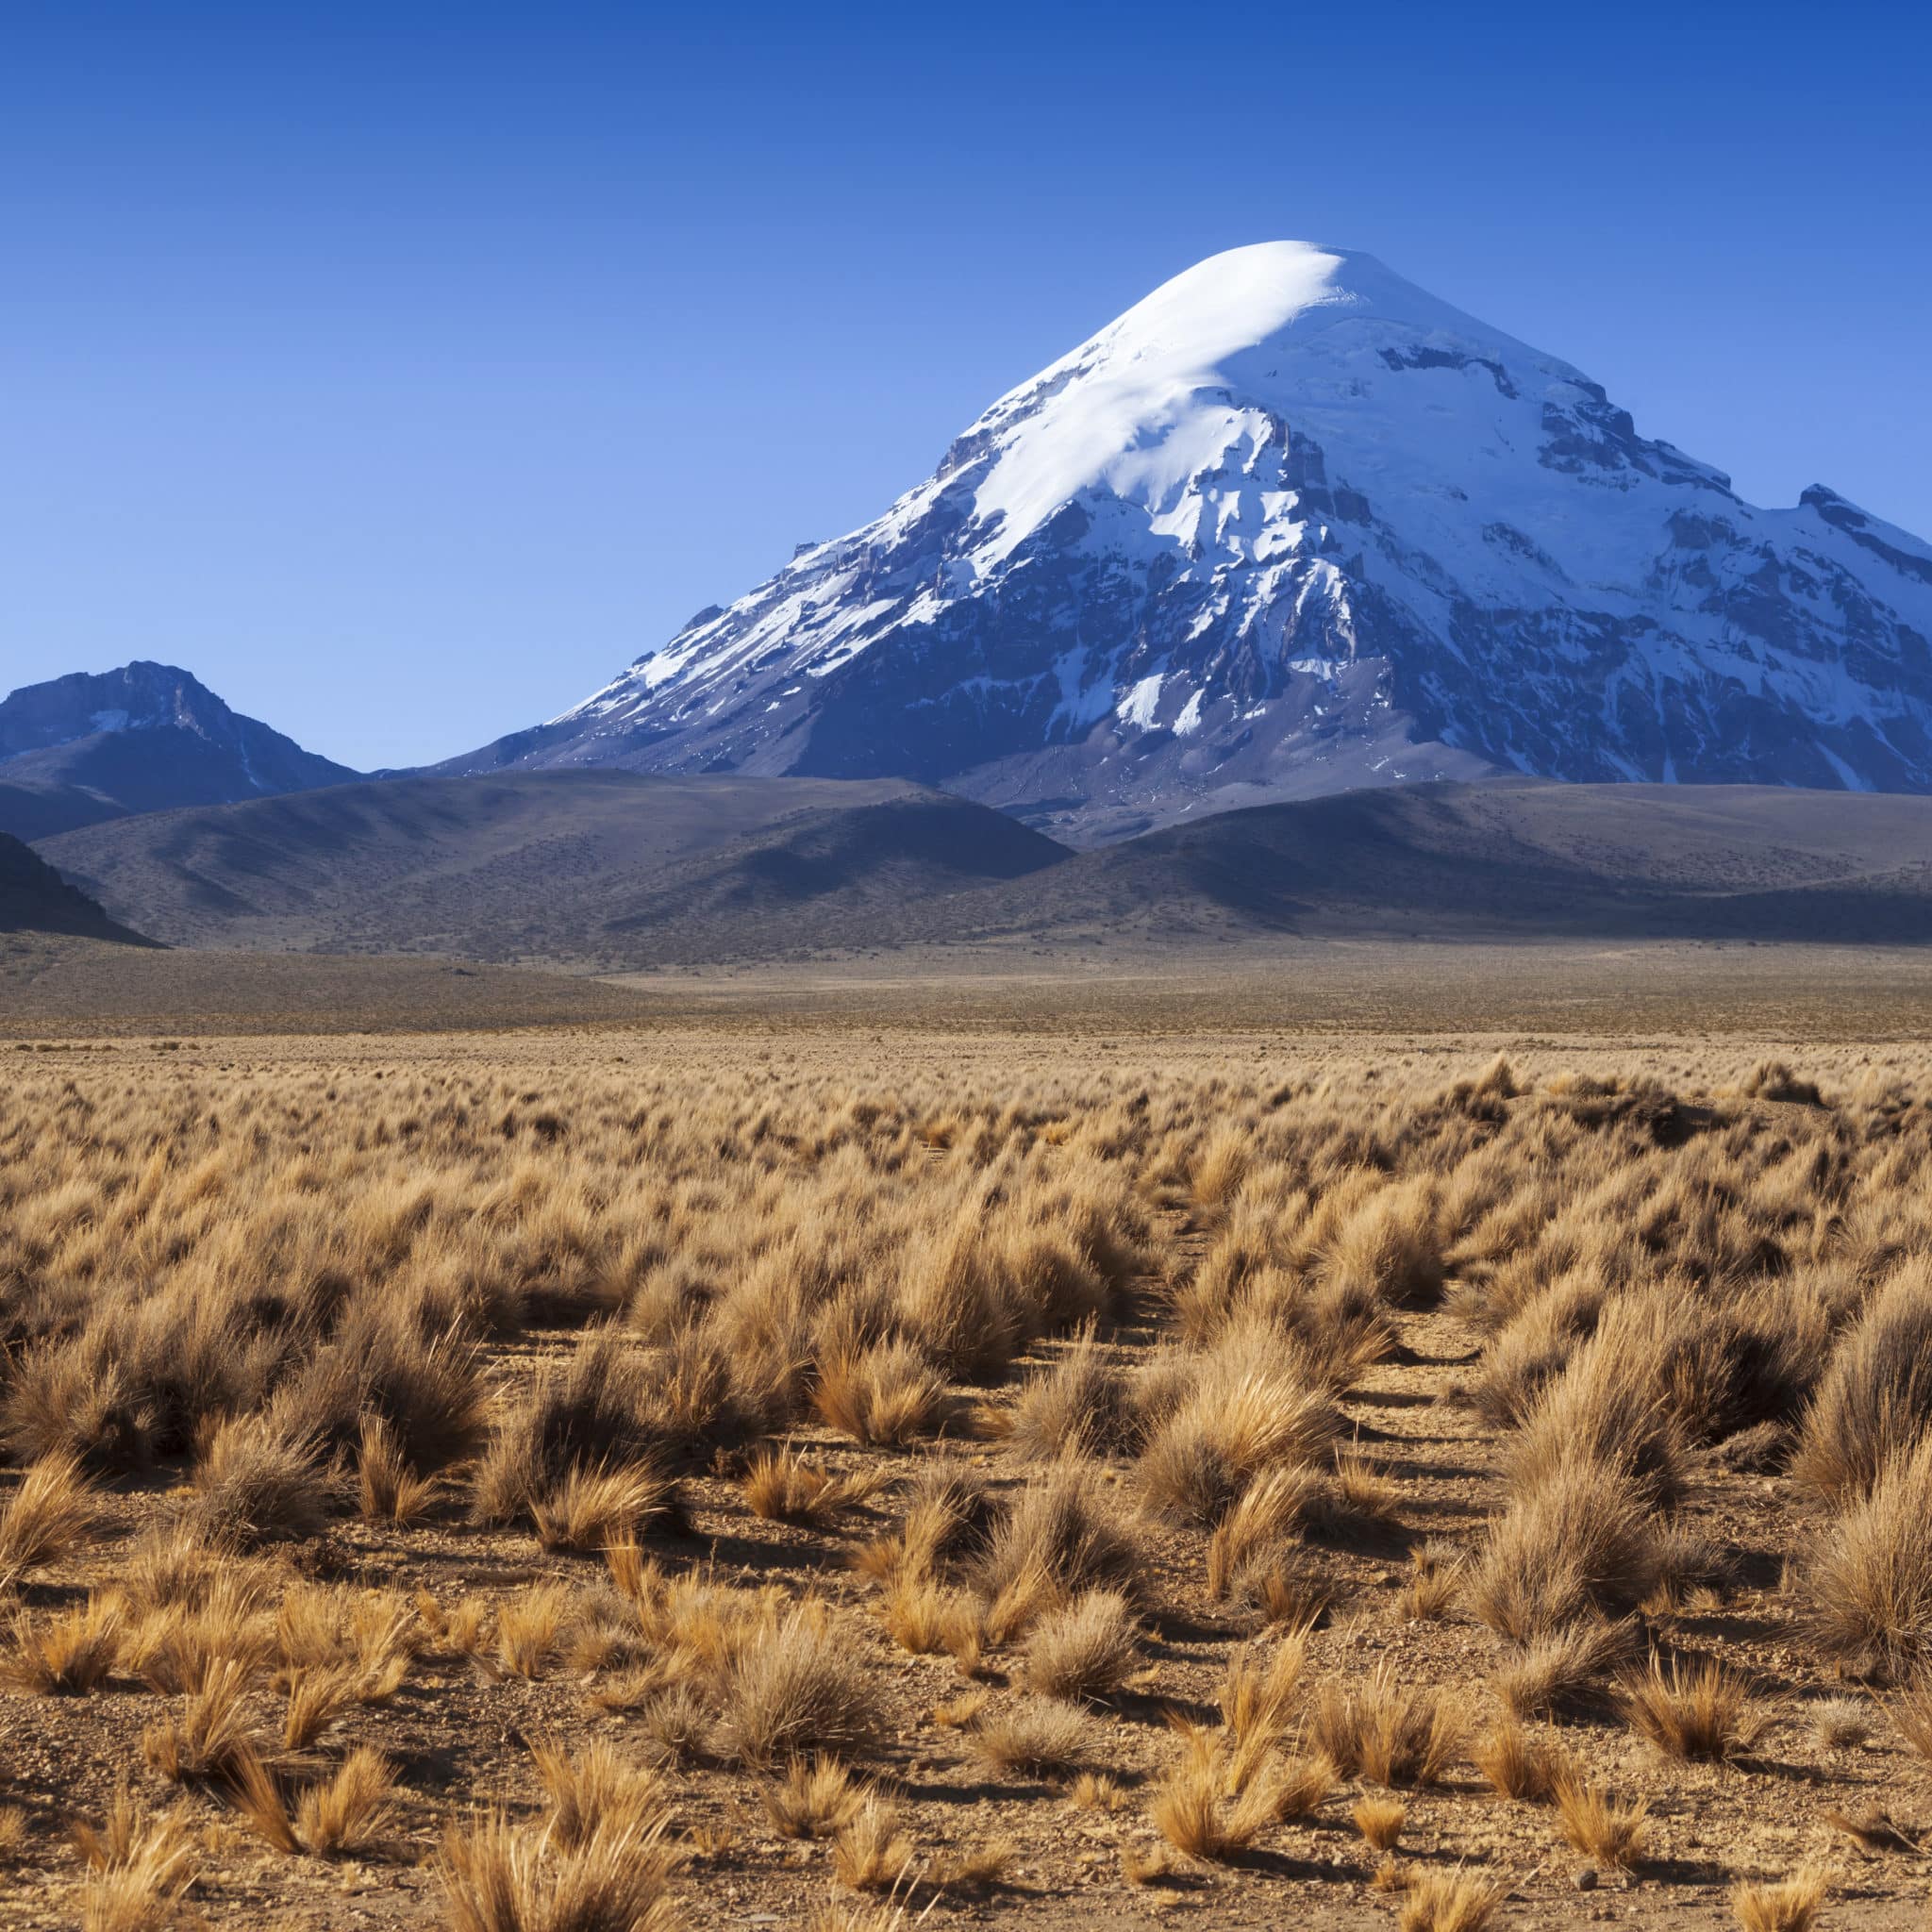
[142,1653,256,1783]
[1493,1616,1640,1719]
[496,1582,571,1679]
[437,1807,678,1932]
[1808,1695,1872,1752]
[529,1461,678,1555]
[1354,1794,1406,1851]
[969,1696,1099,1777]
[1068,1771,1129,1813]
[75,1785,201,1932]
[358,1413,440,1524]
[831,1794,914,1892]
[1473,1718,1557,1802]
[1150,1730,1274,1863]
[724,1603,882,1770]
[531,1736,669,1853]
[815,1341,950,1447]
[1553,1768,1650,1870]
[1731,1866,1830,1932]
[1398,1866,1511,1932]
[1801,1433,1932,1682]
[190,1414,328,1547]
[1,1592,122,1693]
[0,1452,101,1587]
[296,1746,401,1855]
[762,1756,863,1839]
[1890,1674,1932,1761]
[741,1445,889,1524]
[1309,1662,1467,1788]
[1021,1589,1139,1704]
[1621,1653,1767,1761]
[1466,1457,1661,1642]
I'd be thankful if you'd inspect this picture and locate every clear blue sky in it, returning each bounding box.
[3,2,1927,770]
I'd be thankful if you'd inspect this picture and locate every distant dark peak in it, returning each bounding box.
[0,660,360,840]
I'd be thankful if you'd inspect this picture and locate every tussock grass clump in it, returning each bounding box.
[1465,1457,1661,1642]
[472,1333,670,1529]
[296,1747,401,1856]
[1790,1262,1932,1502]
[1309,1663,1467,1789]
[357,1413,441,1524]
[437,1808,679,1932]
[1807,1695,1871,1752]
[762,1757,863,1839]
[1398,1867,1511,1932]
[831,1794,914,1893]
[1621,1653,1767,1761]
[1217,1635,1309,1791]
[0,1451,101,1587]
[1205,1464,1325,1598]
[296,1308,489,1476]
[1473,1718,1557,1802]
[741,1445,888,1524]
[968,1696,1100,1776]
[830,1792,911,1901]
[1890,1674,1932,1761]
[74,1785,200,1932]
[1150,1729,1275,1863]
[1492,1616,1641,1719]
[142,1653,258,1783]
[530,1737,669,1854]
[1801,1433,1932,1681]
[875,1574,982,1665]
[1552,1769,1649,1870]
[1,1593,123,1693]
[529,1461,679,1554]
[282,1664,359,1752]
[1005,1327,1126,1459]
[1354,1794,1406,1850]
[722,1604,882,1770]
[1021,1589,1139,1704]
[1139,1350,1337,1527]
[814,1341,951,1447]
[1731,1867,1829,1932]
[974,1463,1140,1641]
[190,1413,328,1547]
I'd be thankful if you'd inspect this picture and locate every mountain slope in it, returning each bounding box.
[0,662,360,838]
[0,832,152,942]
[445,242,1932,841]
[38,770,1066,963]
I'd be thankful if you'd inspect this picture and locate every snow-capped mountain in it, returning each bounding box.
[0,662,359,838]
[452,242,1932,841]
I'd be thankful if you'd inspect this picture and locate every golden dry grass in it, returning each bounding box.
[1,1024,1930,1929]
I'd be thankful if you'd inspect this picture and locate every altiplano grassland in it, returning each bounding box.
[0,1018,1930,1931]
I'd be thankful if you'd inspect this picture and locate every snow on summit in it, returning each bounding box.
[455,242,1932,842]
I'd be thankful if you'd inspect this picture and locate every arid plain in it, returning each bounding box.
[3,945,1932,1932]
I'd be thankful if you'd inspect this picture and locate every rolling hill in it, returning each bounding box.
[36,770,1067,964]
[0,831,152,943]
[32,770,1932,965]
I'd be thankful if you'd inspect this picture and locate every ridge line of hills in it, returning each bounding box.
[25,767,1932,966]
